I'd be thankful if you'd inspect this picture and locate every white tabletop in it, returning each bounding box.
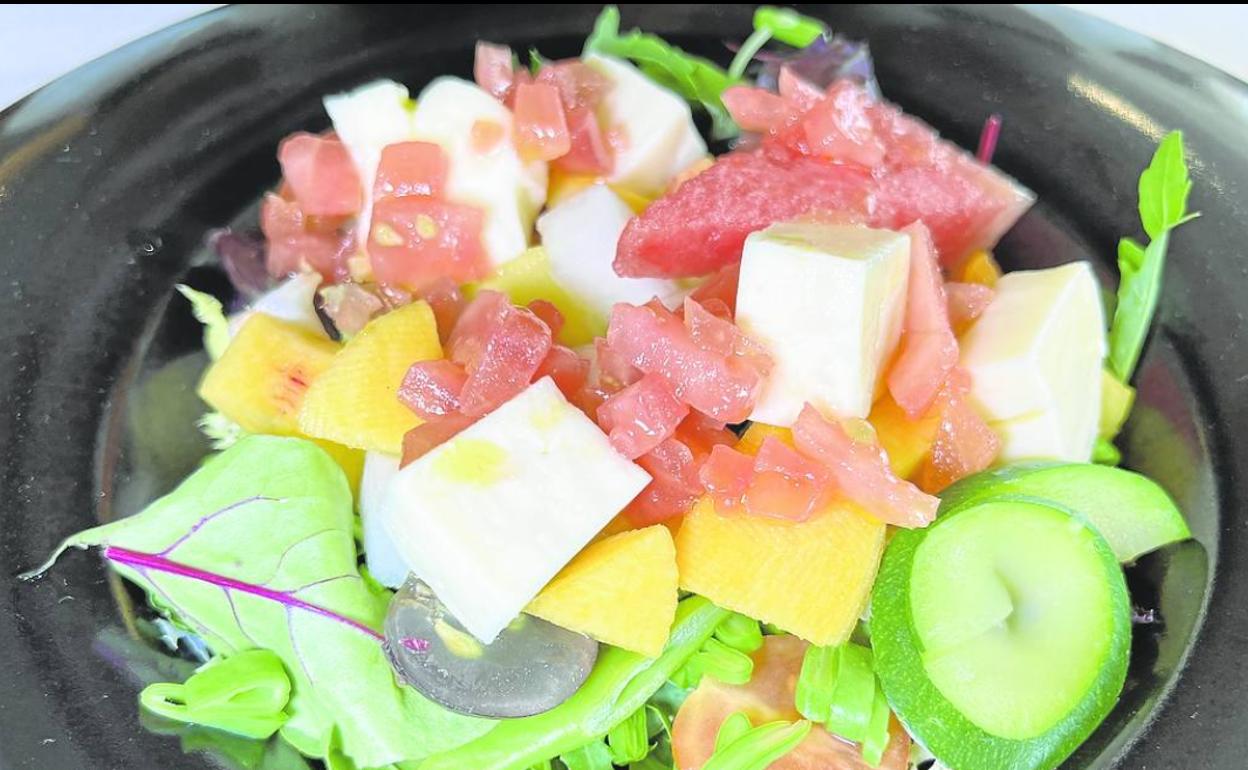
[0,4,1244,110]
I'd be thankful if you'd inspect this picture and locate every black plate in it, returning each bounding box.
[2,4,1246,769]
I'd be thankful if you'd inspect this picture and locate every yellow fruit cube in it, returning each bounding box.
[310,438,365,499]
[475,246,604,346]
[956,249,1002,288]
[548,169,652,214]
[198,314,339,436]
[869,394,941,480]
[298,301,442,455]
[527,525,678,657]
[676,496,885,647]
[734,422,792,455]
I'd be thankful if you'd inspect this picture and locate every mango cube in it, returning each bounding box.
[198,313,339,436]
[298,301,442,454]
[528,525,678,657]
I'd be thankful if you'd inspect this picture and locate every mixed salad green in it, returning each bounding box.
[27,6,1201,770]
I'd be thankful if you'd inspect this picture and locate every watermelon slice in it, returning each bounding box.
[616,80,1033,278]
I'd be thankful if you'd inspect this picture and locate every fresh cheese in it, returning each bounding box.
[358,451,407,589]
[381,377,651,643]
[412,77,548,269]
[584,54,707,198]
[227,272,324,339]
[959,262,1106,462]
[536,184,679,316]
[323,80,416,248]
[735,222,911,425]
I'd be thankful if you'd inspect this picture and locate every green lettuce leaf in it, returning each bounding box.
[177,284,232,360]
[32,436,494,767]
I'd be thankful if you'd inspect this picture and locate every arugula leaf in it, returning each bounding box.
[584,6,740,140]
[753,7,828,47]
[177,284,231,360]
[32,436,493,767]
[419,597,729,770]
[1107,131,1199,382]
[1138,131,1197,240]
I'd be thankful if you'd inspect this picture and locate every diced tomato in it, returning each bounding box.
[594,338,643,391]
[417,277,467,344]
[672,635,911,770]
[606,300,769,424]
[401,413,479,467]
[945,281,994,333]
[277,133,362,217]
[513,82,571,162]
[918,369,1000,493]
[260,193,355,281]
[792,404,939,528]
[722,85,792,134]
[535,345,591,405]
[448,291,553,417]
[597,373,690,459]
[887,222,959,419]
[777,66,824,112]
[688,263,741,318]
[624,437,702,526]
[698,444,755,515]
[744,436,830,522]
[474,41,515,101]
[368,196,489,291]
[536,60,610,110]
[684,298,769,367]
[674,411,736,456]
[553,106,613,175]
[527,299,565,338]
[374,141,447,200]
[398,359,468,420]
[801,81,886,167]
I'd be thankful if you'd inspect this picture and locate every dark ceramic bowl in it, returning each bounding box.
[2,4,1246,769]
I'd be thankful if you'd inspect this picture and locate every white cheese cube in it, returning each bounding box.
[323,80,416,248]
[358,452,407,589]
[228,273,325,339]
[381,377,650,643]
[736,222,911,425]
[959,262,1106,462]
[584,54,707,198]
[412,77,548,269]
[536,184,679,317]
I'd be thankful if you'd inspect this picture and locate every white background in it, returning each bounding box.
[0,4,1245,109]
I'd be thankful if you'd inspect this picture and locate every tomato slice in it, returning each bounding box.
[672,635,911,770]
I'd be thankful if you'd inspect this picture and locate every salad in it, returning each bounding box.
[27,6,1200,770]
